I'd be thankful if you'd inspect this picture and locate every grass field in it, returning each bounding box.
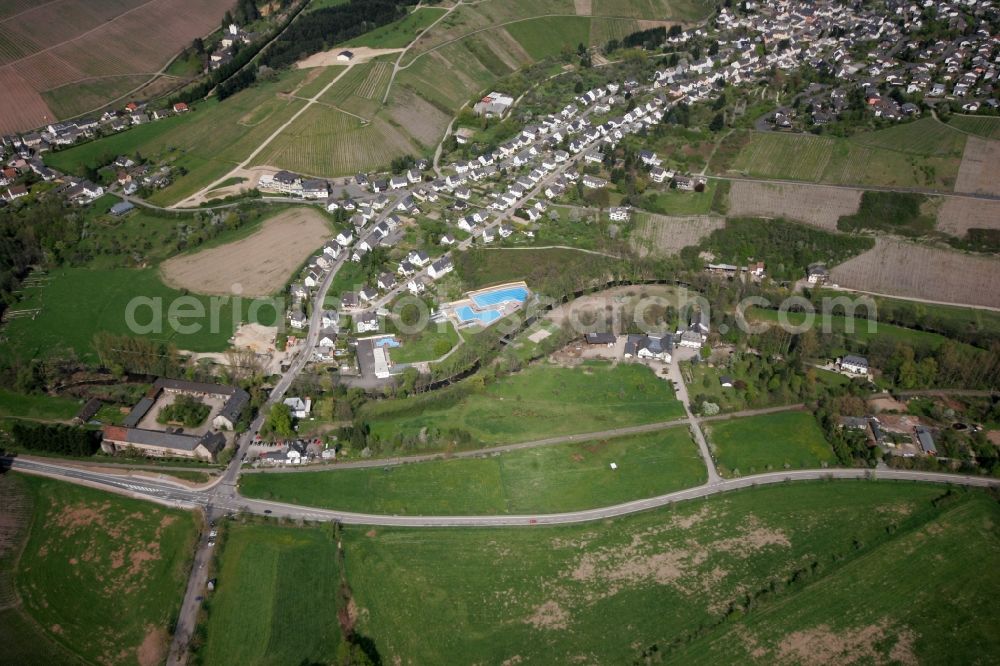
[505,16,591,60]
[0,267,261,363]
[344,7,446,49]
[199,522,343,665]
[640,181,718,215]
[748,307,961,352]
[361,361,685,448]
[948,114,1000,140]
[669,492,1000,664]
[0,389,80,422]
[705,411,834,476]
[7,475,197,665]
[40,74,153,119]
[241,427,706,514]
[386,320,460,364]
[43,70,312,205]
[336,482,998,664]
[455,246,620,296]
[729,123,965,191]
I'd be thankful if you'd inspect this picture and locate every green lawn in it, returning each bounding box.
[240,427,706,514]
[8,475,197,665]
[386,320,460,364]
[344,7,446,48]
[361,361,686,449]
[338,482,998,664]
[0,390,80,422]
[199,522,343,665]
[640,181,717,215]
[706,411,834,476]
[455,246,620,297]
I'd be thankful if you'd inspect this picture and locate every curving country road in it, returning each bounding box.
[7,455,998,528]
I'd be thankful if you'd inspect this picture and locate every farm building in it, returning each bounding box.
[101,378,248,460]
[473,91,514,117]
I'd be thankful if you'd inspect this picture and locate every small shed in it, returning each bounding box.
[109,201,135,216]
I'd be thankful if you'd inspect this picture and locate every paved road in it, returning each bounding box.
[9,456,998,528]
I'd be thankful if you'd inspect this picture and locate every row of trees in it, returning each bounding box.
[259,0,419,70]
[9,422,101,457]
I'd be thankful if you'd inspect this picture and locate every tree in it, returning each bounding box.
[265,403,294,437]
[709,112,725,132]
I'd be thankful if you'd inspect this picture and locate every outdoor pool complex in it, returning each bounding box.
[450,282,530,325]
[470,286,529,308]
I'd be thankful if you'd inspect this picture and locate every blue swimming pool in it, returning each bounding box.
[471,285,528,309]
[374,336,400,348]
[455,306,502,324]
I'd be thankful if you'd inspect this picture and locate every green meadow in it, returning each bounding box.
[333,482,998,664]
[3,475,197,665]
[240,427,707,514]
[361,361,686,448]
[705,411,835,476]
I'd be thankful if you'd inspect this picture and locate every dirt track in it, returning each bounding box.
[160,208,330,297]
[297,46,404,68]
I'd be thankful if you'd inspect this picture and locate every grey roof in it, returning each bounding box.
[122,397,155,428]
[843,354,868,367]
[915,426,936,454]
[585,332,616,344]
[217,389,249,423]
[114,427,203,452]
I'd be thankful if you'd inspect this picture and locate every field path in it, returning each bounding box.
[172,63,357,208]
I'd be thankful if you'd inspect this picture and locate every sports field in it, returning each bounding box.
[240,428,706,514]
[360,362,686,448]
[705,411,835,476]
[336,482,999,664]
[160,208,331,297]
[3,474,197,665]
[199,522,343,665]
